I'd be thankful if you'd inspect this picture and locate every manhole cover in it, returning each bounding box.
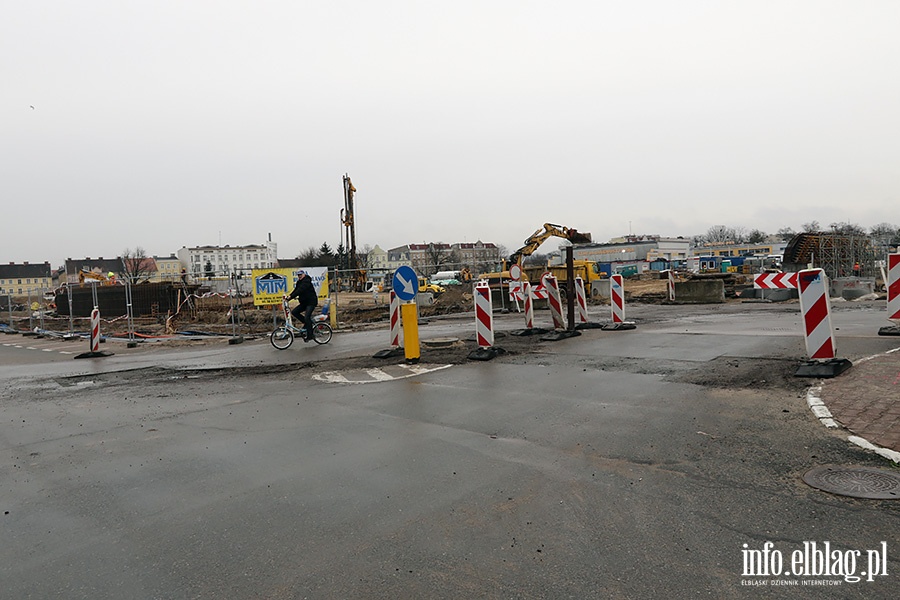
[802,466,900,499]
[422,337,459,348]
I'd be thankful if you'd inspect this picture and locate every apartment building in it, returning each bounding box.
[0,262,54,296]
[177,237,278,278]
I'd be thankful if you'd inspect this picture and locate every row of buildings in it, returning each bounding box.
[556,236,788,273]
[2,232,801,299]
[0,238,503,298]
[0,234,794,298]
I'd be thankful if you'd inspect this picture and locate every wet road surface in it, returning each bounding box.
[1,302,898,598]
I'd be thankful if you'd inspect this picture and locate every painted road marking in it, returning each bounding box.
[3,339,84,356]
[313,363,453,384]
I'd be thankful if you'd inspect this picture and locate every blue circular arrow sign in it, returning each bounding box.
[392,265,418,302]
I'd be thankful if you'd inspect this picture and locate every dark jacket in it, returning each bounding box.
[288,275,318,307]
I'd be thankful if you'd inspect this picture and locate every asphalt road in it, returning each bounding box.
[1,301,898,599]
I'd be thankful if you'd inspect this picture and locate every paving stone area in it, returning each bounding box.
[820,350,900,452]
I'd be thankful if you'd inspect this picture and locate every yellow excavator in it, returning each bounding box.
[78,269,116,285]
[478,223,593,288]
[506,223,592,271]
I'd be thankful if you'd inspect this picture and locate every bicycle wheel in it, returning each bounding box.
[270,326,294,349]
[311,322,332,345]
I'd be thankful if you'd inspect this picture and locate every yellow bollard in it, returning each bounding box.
[329,295,337,329]
[400,302,420,363]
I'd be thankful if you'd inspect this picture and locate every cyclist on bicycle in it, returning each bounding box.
[287,270,318,342]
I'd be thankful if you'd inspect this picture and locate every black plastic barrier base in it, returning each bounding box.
[795,358,853,378]
[373,347,405,359]
[509,327,549,337]
[74,350,114,359]
[575,322,604,330]
[601,322,637,331]
[878,325,900,336]
[540,330,582,342]
[467,346,507,361]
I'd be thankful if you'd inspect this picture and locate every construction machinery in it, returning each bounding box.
[479,223,601,296]
[78,269,115,285]
[341,174,366,292]
[507,223,592,270]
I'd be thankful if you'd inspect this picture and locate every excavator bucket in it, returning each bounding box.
[567,229,592,244]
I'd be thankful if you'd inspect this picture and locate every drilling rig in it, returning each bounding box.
[341,174,365,291]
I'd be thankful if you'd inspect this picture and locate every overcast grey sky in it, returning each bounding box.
[3,1,899,265]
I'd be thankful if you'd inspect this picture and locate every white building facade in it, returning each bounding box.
[177,238,278,279]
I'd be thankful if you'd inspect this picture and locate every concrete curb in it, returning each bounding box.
[809,346,900,464]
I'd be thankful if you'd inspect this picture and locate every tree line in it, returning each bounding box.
[697,221,900,245]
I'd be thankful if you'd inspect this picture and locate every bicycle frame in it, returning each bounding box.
[281,295,327,330]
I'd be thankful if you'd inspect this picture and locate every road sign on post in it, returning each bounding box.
[393,266,418,302]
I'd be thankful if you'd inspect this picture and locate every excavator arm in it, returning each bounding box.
[508,223,592,268]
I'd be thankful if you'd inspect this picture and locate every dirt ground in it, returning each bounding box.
[4,274,752,338]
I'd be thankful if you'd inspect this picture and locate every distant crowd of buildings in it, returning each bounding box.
[1,233,790,298]
[0,237,504,298]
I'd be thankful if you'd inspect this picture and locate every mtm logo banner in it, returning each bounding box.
[252,267,329,306]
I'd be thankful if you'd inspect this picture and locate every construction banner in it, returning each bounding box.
[251,267,329,306]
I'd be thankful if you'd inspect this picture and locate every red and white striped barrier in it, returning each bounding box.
[798,269,836,359]
[389,290,401,347]
[523,281,534,329]
[475,283,494,347]
[754,272,799,289]
[888,254,900,322]
[574,277,588,323]
[610,274,625,323]
[666,270,675,302]
[543,274,565,329]
[90,307,101,353]
[509,282,548,301]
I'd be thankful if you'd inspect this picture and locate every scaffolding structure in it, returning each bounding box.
[783,233,877,279]
[817,233,878,279]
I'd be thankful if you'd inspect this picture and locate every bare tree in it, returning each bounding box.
[424,243,451,275]
[704,225,736,244]
[870,222,900,245]
[801,220,820,233]
[828,221,866,236]
[776,226,796,242]
[746,229,767,244]
[524,253,549,267]
[357,244,372,272]
[295,247,319,263]
[121,247,155,284]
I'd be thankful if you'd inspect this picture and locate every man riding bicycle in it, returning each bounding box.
[287,270,318,342]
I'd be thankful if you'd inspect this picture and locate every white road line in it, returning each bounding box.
[364,368,395,381]
[316,372,351,384]
[313,363,453,384]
